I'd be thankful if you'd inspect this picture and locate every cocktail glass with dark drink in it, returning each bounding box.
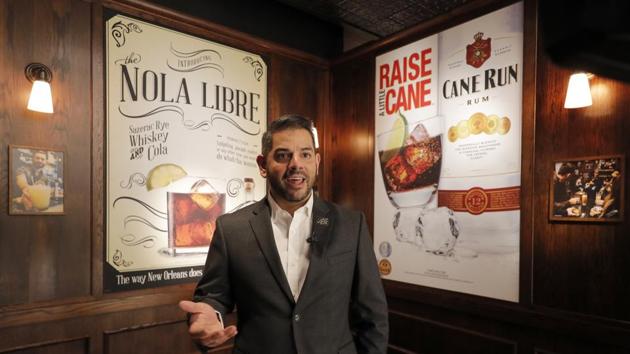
[168,192,225,248]
[378,115,443,208]
[162,177,226,256]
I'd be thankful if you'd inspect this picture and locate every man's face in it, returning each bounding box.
[32,152,46,169]
[257,128,320,210]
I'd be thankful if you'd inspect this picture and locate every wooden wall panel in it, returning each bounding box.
[329,57,375,226]
[1,338,89,354]
[267,55,331,198]
[532,54,630,321]
[104,321,196,354]
[268,55,327,120]
[0,0,92,306]
[389,312,516,354]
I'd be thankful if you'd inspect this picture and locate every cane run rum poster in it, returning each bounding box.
[374,2,523,301]
[105,14,267,291]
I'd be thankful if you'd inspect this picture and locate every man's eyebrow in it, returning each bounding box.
[273,147,313,152]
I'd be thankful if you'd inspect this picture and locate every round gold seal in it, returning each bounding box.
[484,114,499,134]
[456,120,470,139]
[467,112,486,135]
[464,187,488,215]
[447,126,458,142]
[497,116,511,135]
[378,259,392,276]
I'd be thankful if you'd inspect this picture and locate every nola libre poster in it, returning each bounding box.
[104,14,267,292]
[374,2,523,301]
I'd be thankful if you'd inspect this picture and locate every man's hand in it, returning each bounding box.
[179,300,237,348]
[21,187,33,210]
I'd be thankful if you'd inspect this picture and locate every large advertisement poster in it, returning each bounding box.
[374,2,522,301]
[105,14,267,292]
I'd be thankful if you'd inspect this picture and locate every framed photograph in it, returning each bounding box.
[9,145,65,215]
[549,155,624,222]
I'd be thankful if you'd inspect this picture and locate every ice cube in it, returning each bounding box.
[407,123,430,144]
[393,208,423,248]
[416,207,460,255]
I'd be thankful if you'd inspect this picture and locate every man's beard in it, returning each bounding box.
[269,170,313,203]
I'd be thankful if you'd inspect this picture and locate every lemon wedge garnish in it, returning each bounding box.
[146,163,187,191]
[380,111,408,162]
[387,111,409,149]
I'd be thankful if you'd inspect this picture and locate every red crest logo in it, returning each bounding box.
[466,32,491,68]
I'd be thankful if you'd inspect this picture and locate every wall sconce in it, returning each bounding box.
[25,63,54,114]
[311,123,320,149]
[564,72,592,109]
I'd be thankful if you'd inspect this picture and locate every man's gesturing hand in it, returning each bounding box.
[179,300,237,348]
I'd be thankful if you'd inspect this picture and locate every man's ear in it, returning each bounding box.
[256,155,267,178]
[315,152,321,176]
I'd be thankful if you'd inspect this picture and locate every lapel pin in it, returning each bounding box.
[317,217,329,226]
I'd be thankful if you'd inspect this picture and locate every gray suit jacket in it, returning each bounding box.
[193,196,388,354]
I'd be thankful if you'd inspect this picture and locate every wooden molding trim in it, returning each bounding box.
[0,336,90,353]
[103,318,186,335]
[0,286,191,329]
[386,281,630,348]
[389,308,518,347]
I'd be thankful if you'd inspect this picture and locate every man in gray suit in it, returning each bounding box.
[180,114,388,353]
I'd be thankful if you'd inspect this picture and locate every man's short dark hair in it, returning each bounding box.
[261,114,316,157]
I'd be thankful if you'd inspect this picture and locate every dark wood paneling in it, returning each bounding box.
[268,54,331,198]
[91,0,105,298]
[104,320,196,354]
[518,0,538,306]
[532,42,630,321]
[268,55,328,126]
[389,311,516,354]
[0,303,191,353]
[329,56,375,226]
[1,338,88,354]
[0,0,92,306]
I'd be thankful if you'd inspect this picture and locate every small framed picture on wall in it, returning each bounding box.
[549,155,624,222]
[9,145,65,215]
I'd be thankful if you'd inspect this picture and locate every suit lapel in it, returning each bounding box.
[249,199,295,304]
[298,197,334,306]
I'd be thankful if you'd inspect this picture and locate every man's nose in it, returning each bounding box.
[287,153,303,169]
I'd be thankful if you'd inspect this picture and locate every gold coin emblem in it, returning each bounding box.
[467,112,486,135]
[484,114,499,134]
[497,116,511,135]
[456,120,470,139]
[447,126,458,142]
[378,259,392,275]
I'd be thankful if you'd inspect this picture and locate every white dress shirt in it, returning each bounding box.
[268,192,313,300]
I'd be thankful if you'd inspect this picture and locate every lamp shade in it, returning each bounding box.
[564,73,592,109]
[27,80,54,113]
[311,124,320,149]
